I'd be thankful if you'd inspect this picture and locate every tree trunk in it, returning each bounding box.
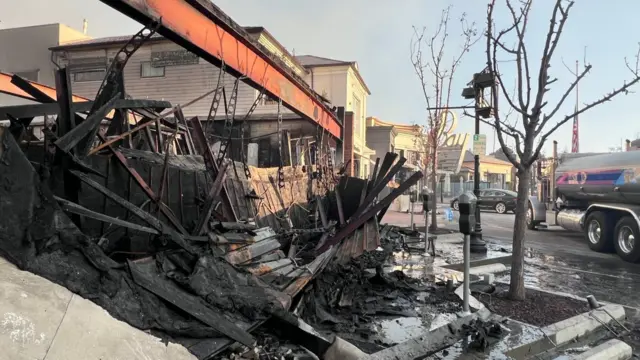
[508,167,531,300]
[429,145,438,231]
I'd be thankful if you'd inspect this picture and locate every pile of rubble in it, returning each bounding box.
[0,52,503,359]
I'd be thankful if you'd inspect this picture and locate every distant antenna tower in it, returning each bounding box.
[571,60,580,153]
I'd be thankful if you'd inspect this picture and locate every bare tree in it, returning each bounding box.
[485,0,640,300]
[411,6,480,230]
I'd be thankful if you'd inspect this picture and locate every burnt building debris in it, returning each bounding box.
[0,4,508,358]
[0,24,433,358]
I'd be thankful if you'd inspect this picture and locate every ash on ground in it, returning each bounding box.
[297,247,464,353]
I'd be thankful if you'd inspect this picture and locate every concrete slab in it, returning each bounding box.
[505,304,627,358]
[558,339,632,360]
[0,257,72,360]
[43,294,196,360]
[543,304,626,345]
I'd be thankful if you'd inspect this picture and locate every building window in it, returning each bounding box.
[14,70,39,82]
[261,93,278,105]
[141,62,165,78]
[74,69,106,82]
[352,95,362,136]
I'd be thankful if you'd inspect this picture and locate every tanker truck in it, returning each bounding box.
[525,151,640,263]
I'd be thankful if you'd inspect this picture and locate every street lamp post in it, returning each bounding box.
[462,71,495,253]
[471,84,486,252]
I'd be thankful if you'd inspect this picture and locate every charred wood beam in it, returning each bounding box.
[188,116,238,222]
[194,161,229,236]
[374,152,399,187]
[316,171,423,253]
[55,196,160,235]
[69,169,197,254]
[349,156,406,221]
[128,259,256,348]
[334,189,346,225]
[101,141,190,235]
[54,94,120,153]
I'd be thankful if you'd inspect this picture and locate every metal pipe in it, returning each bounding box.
[470,86,487,253]
[463,233,470,313]
[424,209,429,255]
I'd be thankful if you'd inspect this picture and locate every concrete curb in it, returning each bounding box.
[543,304,626,345]
[468,263,508,276]
[441,255,512,272]
[556,338,632,360]
[454,285,486,311]
[506,304,626,358]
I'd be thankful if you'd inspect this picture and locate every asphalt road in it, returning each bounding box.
[460,210,640,309]
[382,206,640,309]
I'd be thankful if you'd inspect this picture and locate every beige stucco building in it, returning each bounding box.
[296,55,375,178]
[0,23,90,107]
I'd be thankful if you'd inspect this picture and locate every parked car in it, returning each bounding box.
[450,189,518,214]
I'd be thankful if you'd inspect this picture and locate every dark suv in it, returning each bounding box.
[450,189,518,214]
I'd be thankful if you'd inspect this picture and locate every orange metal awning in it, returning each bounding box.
[101,0,342,139]
[0,72,89,103]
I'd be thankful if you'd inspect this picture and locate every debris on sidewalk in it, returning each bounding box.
[0,25,515,360]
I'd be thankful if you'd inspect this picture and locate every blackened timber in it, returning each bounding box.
[334,189,345,225]
[54,68,75,132]
[225,238,281,265]
[316,171,423,253]
[69,169,197,254]
[194,160,229,235]
[188,116,237,222]
[0,99,173,120]
[55,196,160,235]
[97,135,190,235]
[128,260,256,348]
[55,94,120,153]
[374,152,399,186]
[350,157,406,220]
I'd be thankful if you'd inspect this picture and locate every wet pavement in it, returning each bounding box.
[382,208,640,311]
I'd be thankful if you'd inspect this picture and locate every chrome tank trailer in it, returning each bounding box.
[554,151,640,205]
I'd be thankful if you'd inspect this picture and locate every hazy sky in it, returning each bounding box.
[3,0,640,155]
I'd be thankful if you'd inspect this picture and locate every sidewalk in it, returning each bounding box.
[0,257,195,360]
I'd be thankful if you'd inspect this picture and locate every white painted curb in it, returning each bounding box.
[454,286,486,311]
[556,338,632,360]
[542,304,626,346]
[468,263,507,275]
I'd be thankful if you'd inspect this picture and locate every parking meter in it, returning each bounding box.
[421,189,435,212]
[458,191,477,235]
[409,188,418,203]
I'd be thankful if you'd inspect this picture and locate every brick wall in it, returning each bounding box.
[343,111,354,176]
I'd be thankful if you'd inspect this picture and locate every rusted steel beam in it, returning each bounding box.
[188,116,238,222]
[316,171,423,253]
[0,72,88,103]
[101,0,341,138]
[193,160,229,235]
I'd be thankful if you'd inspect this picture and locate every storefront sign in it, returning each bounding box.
[151,50,199,67]
[68,56,107,70]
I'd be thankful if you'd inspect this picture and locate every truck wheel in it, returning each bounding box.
[614,216,640,263]
[584,211,613,252]
[526,204,538,230]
